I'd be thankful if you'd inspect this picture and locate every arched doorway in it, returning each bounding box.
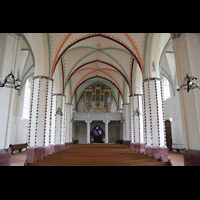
[90,125,105,143]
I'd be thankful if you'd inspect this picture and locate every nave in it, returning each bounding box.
[25,144,172,166]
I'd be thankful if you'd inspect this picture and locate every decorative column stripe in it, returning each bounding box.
[138,95,140,143]
[129,96,134,142]
[132,97,135,143]
[28,79,34,146]
[161,81,166,146]
[35,79,40,147]
[149,80,153,146]
[49,81,54,145]
[143,79,153,146]
[129,101,131,141]
[142,94,146,144]
[143,83,146,145]
[155,80,160,146]
[54,95,57,144]
[44,79,48,146]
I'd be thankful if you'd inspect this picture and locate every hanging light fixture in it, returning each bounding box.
[0,71,21,90]
[0,33,21,90]
[55,107,63,116]
[177,33,200,92]
[177,73,200,92]
[114,121,120,126]
[120,118,126,124]
[133,108,141,116]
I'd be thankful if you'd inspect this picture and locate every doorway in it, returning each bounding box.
[165,120,172,150]
[90,125,105,143]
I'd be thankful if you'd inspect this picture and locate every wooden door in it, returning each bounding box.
[94,135,102,143]
[165,120,172,150]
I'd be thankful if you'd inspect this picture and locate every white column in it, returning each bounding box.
[132,94,144,144]
[51,94,66,145]
[103,120,110,143]
[122,103,130,141]
[66,103,73,143]
[129,96,134,143]
[130,94,145,153]
[125,103,129,141]
[85,120,92,143]
[143,78,166,148]
[143,78,168,161]
[28,76,53,147]
[122,104,126,140]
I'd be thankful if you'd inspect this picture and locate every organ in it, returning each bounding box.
[83,84,113,113]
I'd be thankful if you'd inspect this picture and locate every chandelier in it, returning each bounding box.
[177,73,200,92]
[0,33,21,90]
[177,33,200,92]
[0,71,21,90]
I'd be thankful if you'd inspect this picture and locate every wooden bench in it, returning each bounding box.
[26,144,172,166]
[9,143,28,154]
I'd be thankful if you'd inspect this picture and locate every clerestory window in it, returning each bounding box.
[163,77,171,100]
[22,78,31,119]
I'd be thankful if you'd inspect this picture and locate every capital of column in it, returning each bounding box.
[103,120,110,124]
[53,93,66,97]
[85,120,92,124]
[33,75,54,82]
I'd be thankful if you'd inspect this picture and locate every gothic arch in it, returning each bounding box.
[71,75,123,103]
[51,33,142,78]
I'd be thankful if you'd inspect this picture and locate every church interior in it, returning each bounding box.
[0,33,200,166]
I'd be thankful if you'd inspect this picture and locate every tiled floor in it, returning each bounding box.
[10,149,185,166]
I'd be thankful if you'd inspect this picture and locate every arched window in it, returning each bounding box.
[162,77,171,100]
[22,78,31,119]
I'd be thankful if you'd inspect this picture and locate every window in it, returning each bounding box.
[22,79,31,119]
[163,77,171,100]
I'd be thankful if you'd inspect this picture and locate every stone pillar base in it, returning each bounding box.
[65,142,73,148]
[50,144,65,153]
[26,146,51,163]
[130,142,135,150]
[183,149,200,166]
[0,148,11,166]
[123,140,131,148]
[135,143,146,153]
[145,146,168,162]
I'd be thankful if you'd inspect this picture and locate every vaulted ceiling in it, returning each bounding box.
[48,33,147,103]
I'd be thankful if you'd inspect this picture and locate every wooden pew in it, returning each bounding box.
[9,143,28,154]
[26,144,172,166]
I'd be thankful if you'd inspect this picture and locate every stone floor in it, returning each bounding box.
[10,149,184,166]
[10,151,27,166]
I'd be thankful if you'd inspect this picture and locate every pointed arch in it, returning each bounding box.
[65,59,130,92]
[71,68,123,103]
[71,75,123,103]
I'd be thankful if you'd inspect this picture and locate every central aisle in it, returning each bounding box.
[26,144,171,166]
